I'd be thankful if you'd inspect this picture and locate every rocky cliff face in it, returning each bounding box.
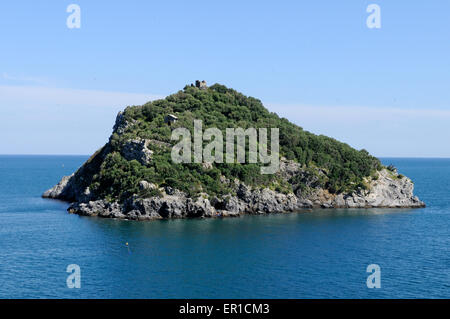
[43,155,425,221]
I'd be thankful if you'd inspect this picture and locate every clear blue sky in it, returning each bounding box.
[1,1,449,156]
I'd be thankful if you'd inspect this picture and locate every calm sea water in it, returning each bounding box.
[0,156,449,299]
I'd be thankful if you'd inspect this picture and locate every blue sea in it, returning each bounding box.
[0,156,449,299]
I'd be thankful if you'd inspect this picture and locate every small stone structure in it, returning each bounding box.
[164,114,178,125]
[195,80,207,90]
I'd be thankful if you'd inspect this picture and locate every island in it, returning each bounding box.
[43,81,425,220]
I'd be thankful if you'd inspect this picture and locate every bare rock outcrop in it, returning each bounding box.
[332,169,424,208]
[112,111,135,135]
[67,194,219,221]
[42,174,75,199]
[121,139,153,165]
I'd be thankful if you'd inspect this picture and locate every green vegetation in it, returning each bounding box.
[88,83,382,202]
[387,164,396,172]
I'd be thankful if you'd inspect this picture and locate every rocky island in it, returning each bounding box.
[43,82,425,220]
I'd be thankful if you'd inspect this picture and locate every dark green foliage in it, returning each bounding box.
[89,83,382,201]
[387,164,396,172]
[90,152,148,202]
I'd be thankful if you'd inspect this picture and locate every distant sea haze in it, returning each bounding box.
[0,156,449,298]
